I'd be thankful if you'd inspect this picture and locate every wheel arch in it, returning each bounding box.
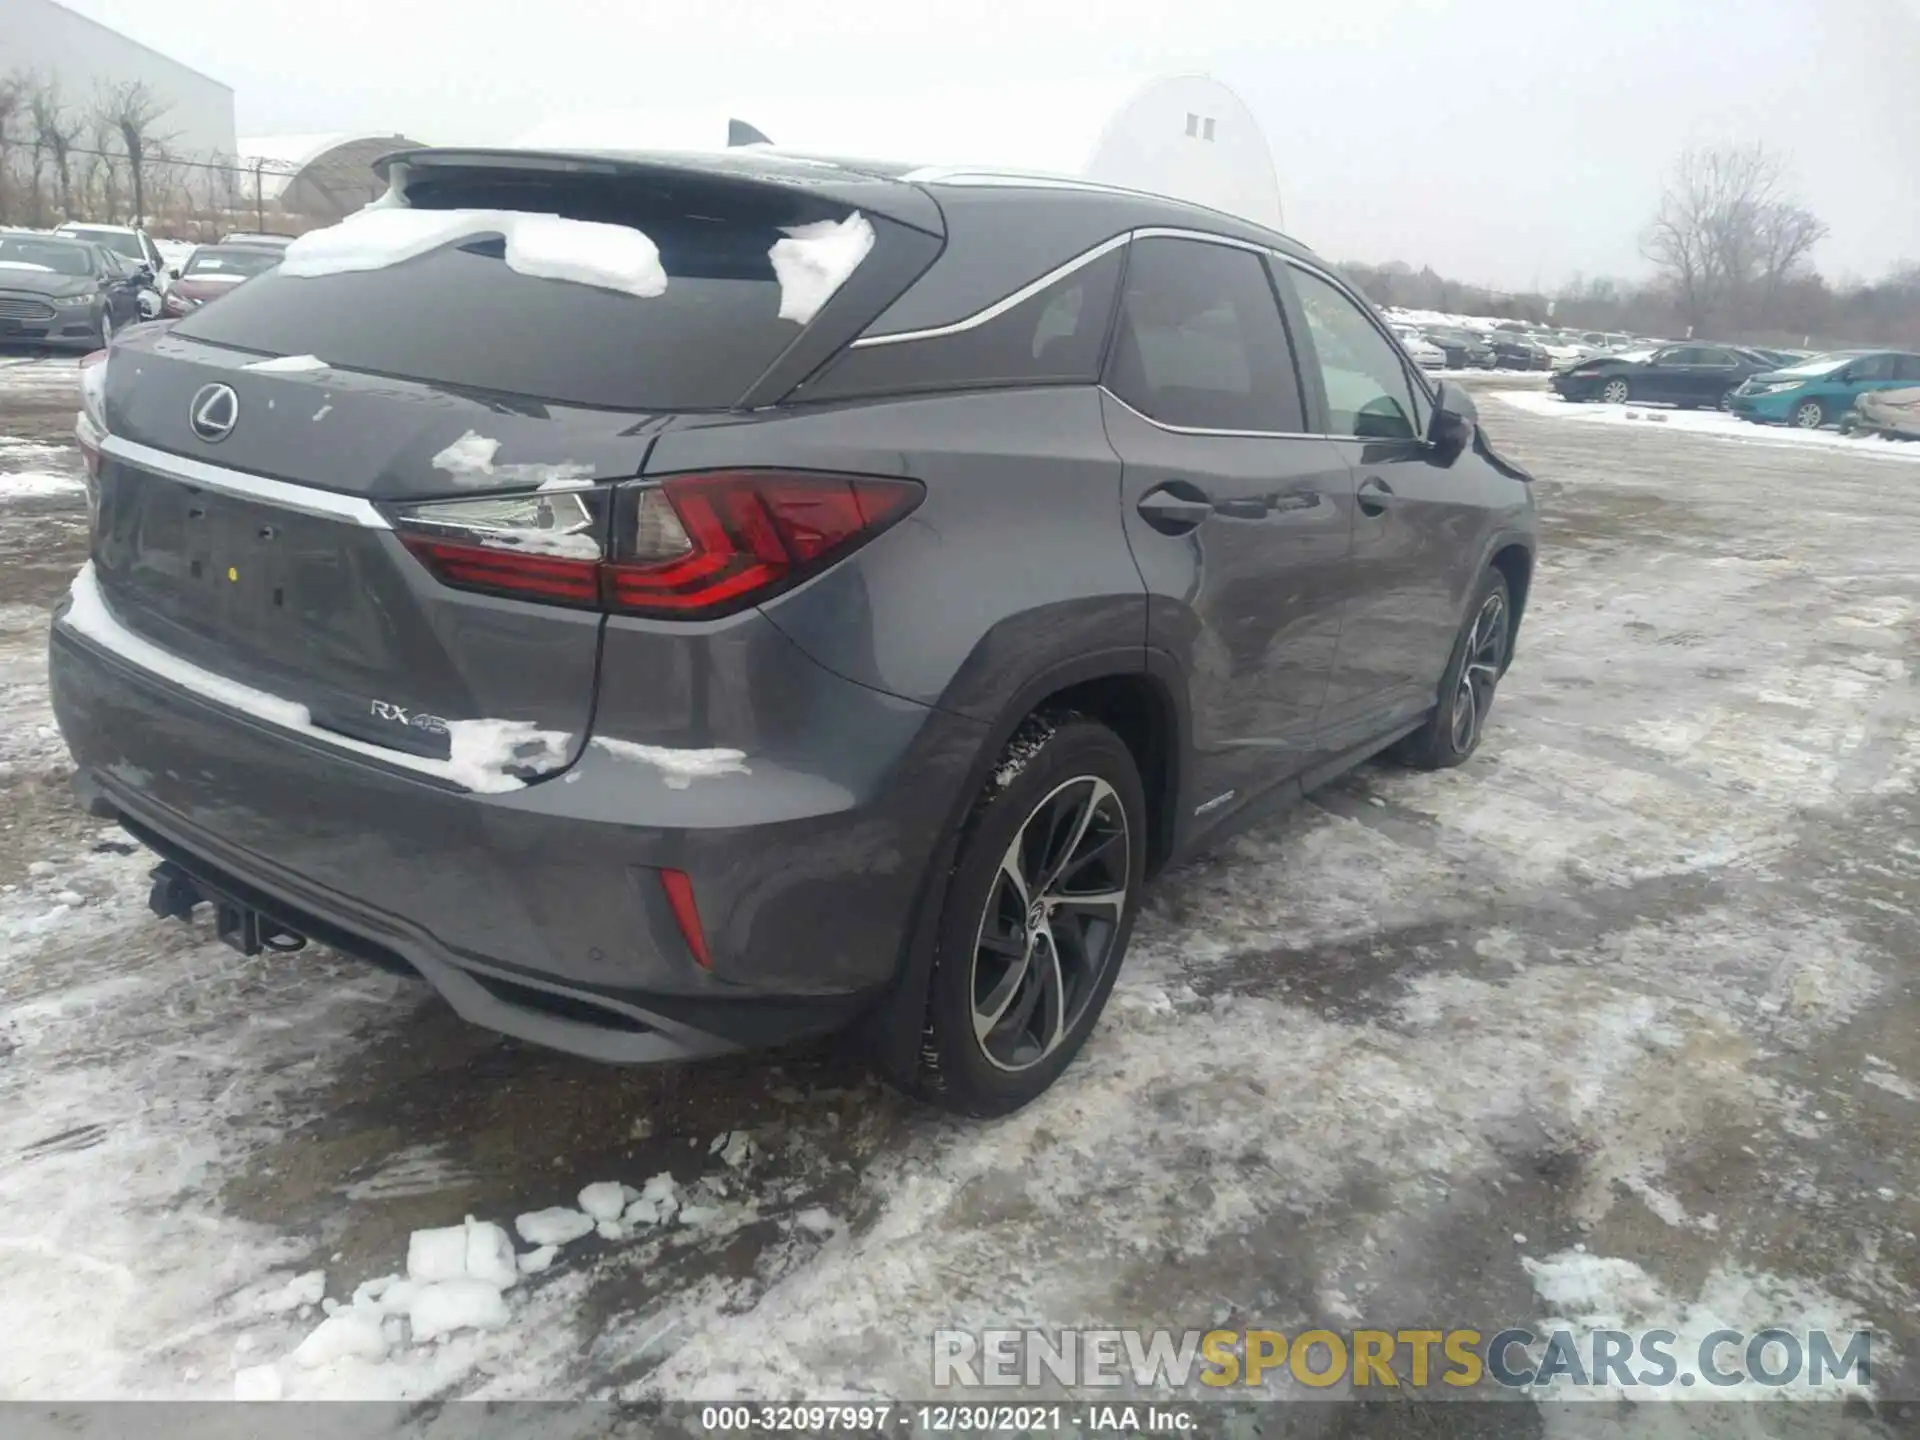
[860,649,1189,1081]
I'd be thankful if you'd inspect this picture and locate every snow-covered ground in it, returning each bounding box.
[0,353,1916,1421]
[1493,386,1920,465]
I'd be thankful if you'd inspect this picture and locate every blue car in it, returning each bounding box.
[1729,349,1920,429]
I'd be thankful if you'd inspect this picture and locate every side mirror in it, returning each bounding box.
[1428,379,1477,461]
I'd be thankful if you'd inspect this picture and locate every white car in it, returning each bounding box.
[1394,326,1447,371]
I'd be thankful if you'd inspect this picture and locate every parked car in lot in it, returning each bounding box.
[1578,331,1637,352]
[51,147,1537,1114]
[1728,349,1920,429]
[1851,385,1920,440]
[1484,334,1551,371]
[56,222,173,288]
[1393,325,1447,370]
[1425,327,1497,368]
[161,243,284,317]
[0,232,147,347]
[219,231,296,248]
[1551,342,1776,409]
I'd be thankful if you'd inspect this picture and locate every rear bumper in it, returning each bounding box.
[51,605,985,1063]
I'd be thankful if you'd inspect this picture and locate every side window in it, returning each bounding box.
[1286,265,1420,441]
[1893,354,1920,382]
[801,247,1125,402]
[1696,348,1738,366]
[1104,237,1304,432]
[1850,354,1894,381]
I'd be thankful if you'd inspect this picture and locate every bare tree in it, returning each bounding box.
[0,71,24,224]
[28,77,82,219]
[84,107,122,221]
[99,80,170,227]
[1643,144,1827,332]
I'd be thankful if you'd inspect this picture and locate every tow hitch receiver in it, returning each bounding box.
[147,861,308,956]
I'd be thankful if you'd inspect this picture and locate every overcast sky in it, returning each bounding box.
[52,0,1920,289]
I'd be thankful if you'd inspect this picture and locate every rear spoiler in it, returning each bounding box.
[372,146,946,236]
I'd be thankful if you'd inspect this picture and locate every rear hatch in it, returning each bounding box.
[87,151,942,782]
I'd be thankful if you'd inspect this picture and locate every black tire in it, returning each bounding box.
[1717,387,1738,412]
[1599,377,1632,405]
[902,714,1147,1117]
[1792,398,1826,430]
[1393,569,1513,771]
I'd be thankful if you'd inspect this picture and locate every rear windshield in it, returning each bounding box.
[177,170,883,410]
[184,246,282,279]
[65,227,142,260]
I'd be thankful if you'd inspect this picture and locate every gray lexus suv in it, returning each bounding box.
[50,147,1536,1115]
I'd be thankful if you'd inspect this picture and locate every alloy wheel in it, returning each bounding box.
[1448,590,1509,755]
[970,775,1130,1073]
[100,312,114,346]
[1718,388,1736,411]
[1794,402,1824,430]
[1601,378,1630,404]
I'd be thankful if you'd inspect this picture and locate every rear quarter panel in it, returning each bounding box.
[642,387,1147,721]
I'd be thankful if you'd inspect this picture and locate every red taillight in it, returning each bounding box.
[398,537,601,604]
[390,470,921,618]
[658,869,711,969]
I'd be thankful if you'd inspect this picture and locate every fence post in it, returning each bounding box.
[253,160,265,230]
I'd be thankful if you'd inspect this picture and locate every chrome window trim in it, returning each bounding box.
[849,233,1132,348]
[1278,255,1440,414]
[851,226,1299,350]
[99,434,391,528]
[1101,387,1329,442]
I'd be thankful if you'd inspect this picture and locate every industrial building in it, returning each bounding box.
[2,0,237,157]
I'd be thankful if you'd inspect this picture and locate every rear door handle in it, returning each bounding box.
[1356,476,1395,517]
[1137,486,1215,534]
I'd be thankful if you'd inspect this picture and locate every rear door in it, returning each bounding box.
[1688,346,1745,405]
[1280,261,1466,740]
[1104,235,1354,818]
[1841,352,1911,408]
[91,164,932,777]
[1635,346,1694,403]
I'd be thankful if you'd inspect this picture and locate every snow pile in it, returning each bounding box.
[256,1269,326,1315]
[282,208,668,299]
[578,1181,628,1223]
[1522,1248,1882,1402]
[429,429,596,490]
[591,736,750,788]
[443,719,573,794]
[432,430,501,477]
[1490,389,1920,464]
[502,213,667,299]
[514,1206,596,1247]
[241,354,329,373]
[61,564,572,792]
[623,1171,681,1227]
[406,1217,519,1288]
[239,1167,733,1398]
[0,471,86,499]
[769,213,874,324]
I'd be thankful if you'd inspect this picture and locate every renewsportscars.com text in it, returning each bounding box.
[932,1327,1874,1391]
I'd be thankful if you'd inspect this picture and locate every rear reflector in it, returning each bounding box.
[658,868,712,969]
[390,469,921,619]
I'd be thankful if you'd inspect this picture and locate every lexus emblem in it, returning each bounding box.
[189,383,239,443]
